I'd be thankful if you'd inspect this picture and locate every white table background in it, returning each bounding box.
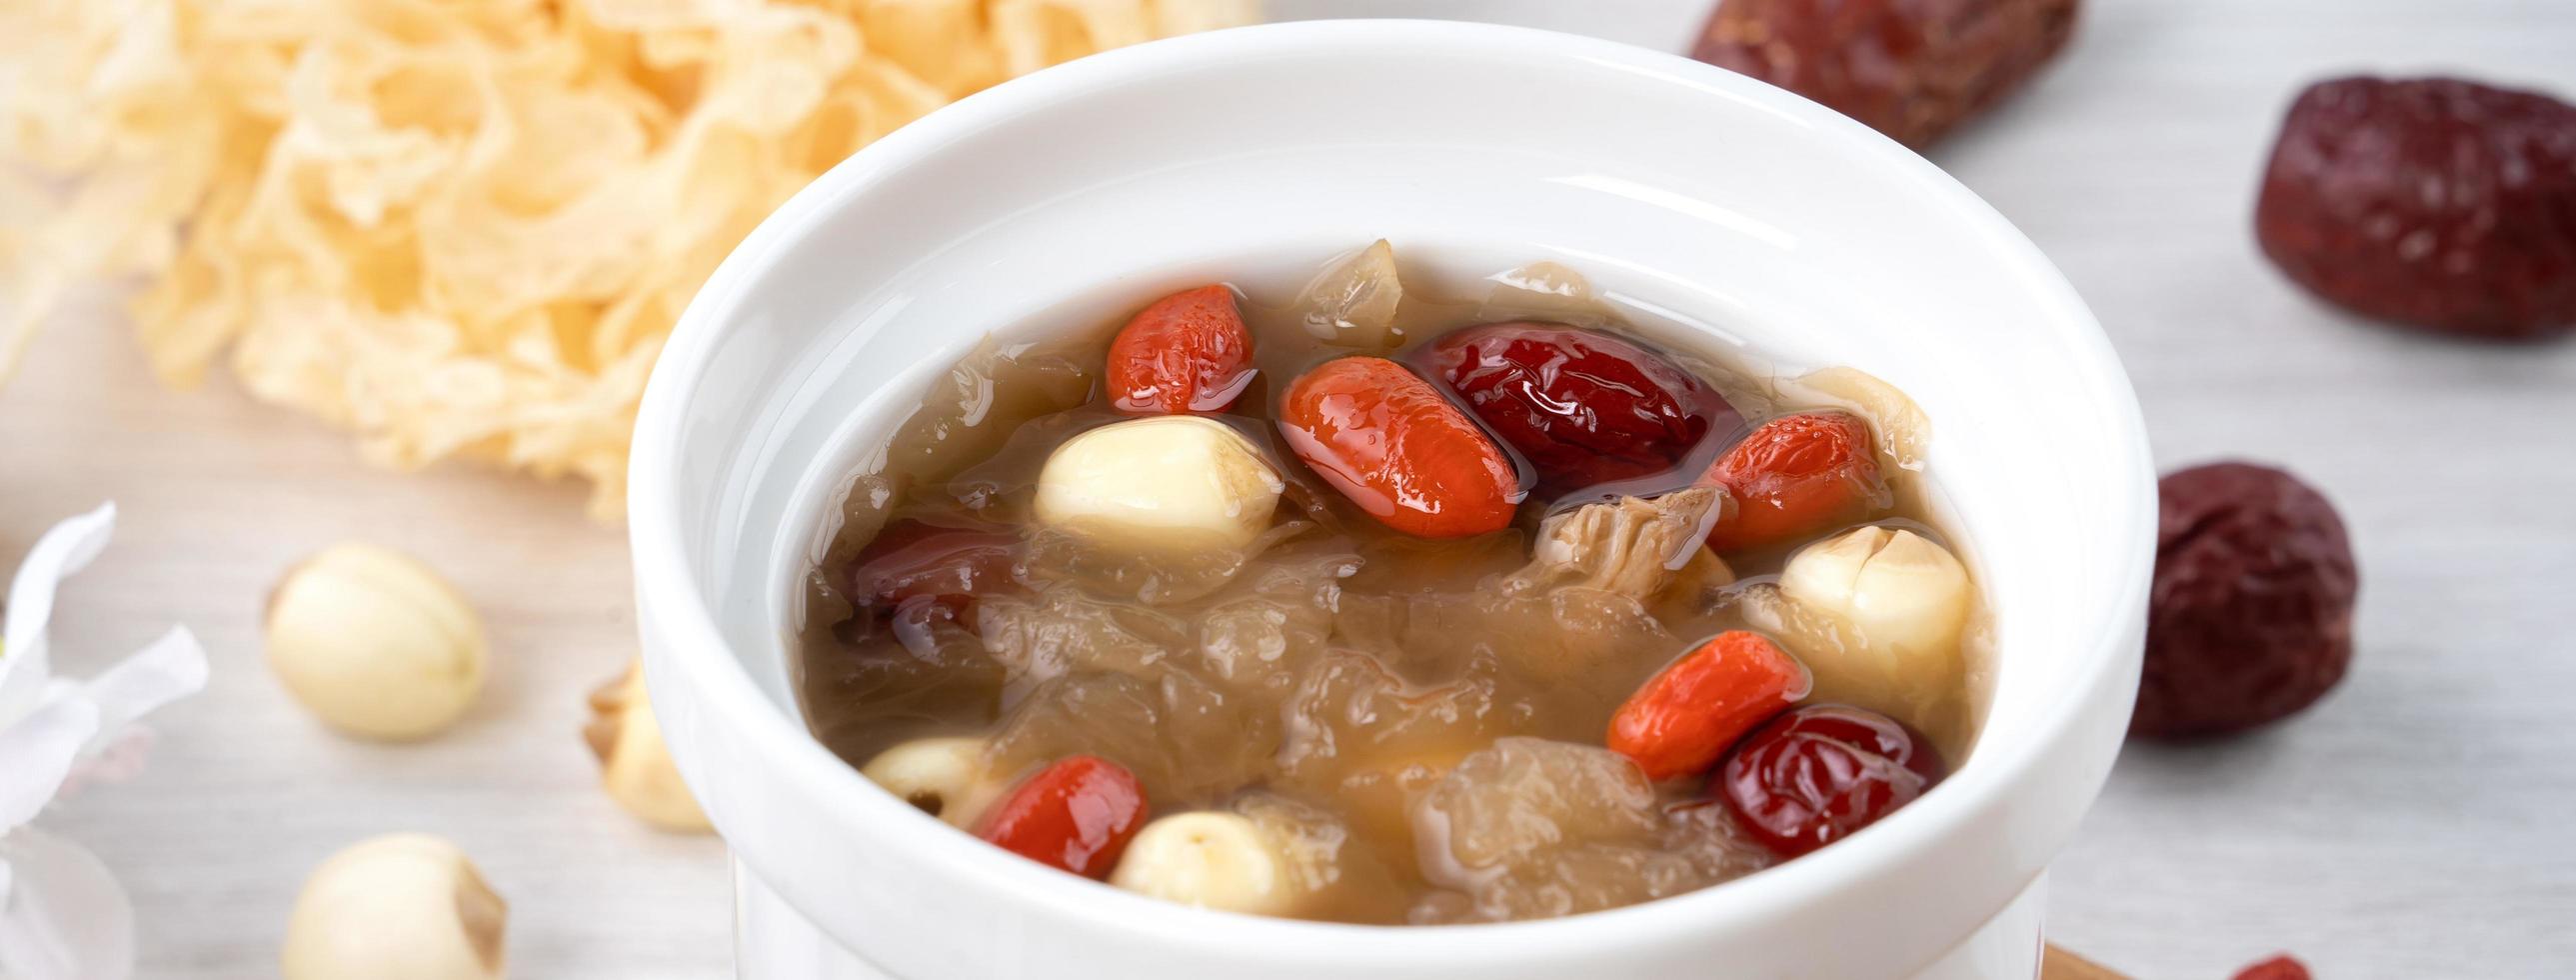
[6,0,2572,976]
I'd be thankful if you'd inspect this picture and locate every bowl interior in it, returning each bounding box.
[633,19,2150,975]
[657,45,2140,752]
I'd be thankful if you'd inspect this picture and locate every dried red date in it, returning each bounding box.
[1690,0,2079,149]
[2136,463,2357,739]
[1416,321,1743,492]
[2255,76,2576,339]
[1717,705,1944,857]
[842,520,1021,611]
[2231,954,2312,980]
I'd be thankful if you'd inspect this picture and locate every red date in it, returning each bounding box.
[2232,955,2312,980]
[1691,0,2079,149]
[1717,704,1945,857]
[2136,463,2356,739]
[841,520,1022,612]
[1416,321,1743,492]
[2256,76,2576,339]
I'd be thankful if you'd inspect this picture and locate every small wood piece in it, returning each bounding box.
[2043,944,2131,980]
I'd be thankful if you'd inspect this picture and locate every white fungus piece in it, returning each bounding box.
[1789,366,1931,469]
[1509,488,1727,599]
[1297,239,1404,348]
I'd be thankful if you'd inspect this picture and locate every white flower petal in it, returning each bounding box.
[0,698,99,831]
[1,503,118,726]
[0,827,136,980]
[74,627,207,757]
[61,729,156,796]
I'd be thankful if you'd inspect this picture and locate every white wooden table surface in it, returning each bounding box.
[6,1,2572,977]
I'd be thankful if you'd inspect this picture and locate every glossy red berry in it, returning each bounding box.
[1105,284,1259,414]
[1607,631,1811,781]
[975,755,1149,879]
[1279,356,1525,538]
[1697,411,1888,553]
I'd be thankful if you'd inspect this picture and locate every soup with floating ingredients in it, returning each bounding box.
[795,241,1989,924]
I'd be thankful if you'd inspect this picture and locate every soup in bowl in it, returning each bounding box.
[629,19,2152,980]
[799,243,1986,924]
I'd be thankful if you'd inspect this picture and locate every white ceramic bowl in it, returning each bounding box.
[631,19,2154,980]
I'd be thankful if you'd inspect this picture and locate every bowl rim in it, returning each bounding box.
[630,16,2155,957]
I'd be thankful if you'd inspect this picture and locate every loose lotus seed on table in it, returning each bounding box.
[585,662,713,833]
[280,834,507,980]
[265,543,488,741]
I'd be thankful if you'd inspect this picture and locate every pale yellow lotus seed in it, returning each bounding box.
[281,834,506,980]
[585,661,712,833]
[266,543,487,740]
